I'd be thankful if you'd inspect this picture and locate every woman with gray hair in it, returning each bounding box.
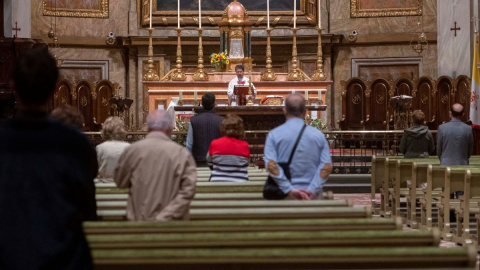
[96,116,130,182]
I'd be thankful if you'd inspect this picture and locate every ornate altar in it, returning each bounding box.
[219,0,253,71]
[174,105,327,131]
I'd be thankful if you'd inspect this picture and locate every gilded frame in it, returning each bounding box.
[350,0,422,18]
[42,0,109,18]
[141,0,315,27]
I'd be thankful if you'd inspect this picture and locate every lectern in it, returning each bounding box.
[389,95,412,130]
[233,85,250,105]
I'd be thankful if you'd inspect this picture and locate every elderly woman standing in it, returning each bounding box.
[207,114,250,182]
[96,116,130,182]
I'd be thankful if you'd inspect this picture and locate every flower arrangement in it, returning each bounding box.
[210,50,229,70]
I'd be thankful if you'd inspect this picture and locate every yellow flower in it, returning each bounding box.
[220,53,226,58]
[215,59,220,63]
[210,59,214,63]
[226,60,230,64]
[212,53,218,59]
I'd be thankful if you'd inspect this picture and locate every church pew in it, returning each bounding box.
[455,168,480,246]
[87,229,441,249]
[83,218,402,235]
[427,166,474,240]
[96,206,371,221]
[391,158,439,219]
[92,246,477,270]
[96,199,351,211]
[95,191,334,201]
[372,155,404,216]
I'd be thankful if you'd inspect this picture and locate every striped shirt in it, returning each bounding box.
[206,136,250,182]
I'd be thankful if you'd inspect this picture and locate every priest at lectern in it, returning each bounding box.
[227,64,256,105]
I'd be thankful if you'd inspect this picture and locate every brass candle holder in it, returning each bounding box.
[193,29,208,81]
[311,28,326,81]
[144,28,160,81]
[261,28,276,81]
[171,28,187,81]
[287,28,302,81]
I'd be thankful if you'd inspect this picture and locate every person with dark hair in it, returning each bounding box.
[437,103,473,165]
[206,114,250,182]
[115,110,197,221]
[186,92,224,167]
[227,64,256,105]
[264,93,332,200]
[399,110,435,158]
[0,47,97,269]
[51,104,85,130]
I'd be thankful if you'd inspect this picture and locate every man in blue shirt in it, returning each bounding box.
[264,93,332,200]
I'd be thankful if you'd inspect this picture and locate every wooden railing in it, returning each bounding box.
[86,130,443,174]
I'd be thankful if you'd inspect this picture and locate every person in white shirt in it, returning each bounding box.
[227,64,257,105]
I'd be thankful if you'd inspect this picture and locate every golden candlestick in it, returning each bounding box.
[311,28,326,81]
[144,28,160,81]
[287,28,302,81]
[171,28,187,81]
[246,64,254,106]
[261,28,276,81]
[193,29,208,81]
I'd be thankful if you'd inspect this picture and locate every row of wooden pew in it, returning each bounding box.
[87,166,476,269]
[371,155,480,248]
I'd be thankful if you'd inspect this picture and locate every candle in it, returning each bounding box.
[149,0,152,28]
[293,0,296,28]
[318,0,321,28]
[198,0,201,29]
[179,90,183,100]
[178,0,180,28]
[194,90,198,100]
[267,0,270,29]
[305,90,308,100]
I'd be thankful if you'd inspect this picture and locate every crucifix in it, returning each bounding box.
[12,22,21,37]
[450,21,460,37]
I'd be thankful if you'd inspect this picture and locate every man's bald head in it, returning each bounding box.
[450,103,464,119]
[284,93,306,118]
[147,110,174,134]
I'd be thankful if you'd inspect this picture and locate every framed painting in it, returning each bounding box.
[351,0,422,18]
[141,0,317,27]
[42,0,109,18]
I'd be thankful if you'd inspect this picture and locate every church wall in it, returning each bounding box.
[329,0,437,35]
[31,0,130,38]
[27,0,442,130]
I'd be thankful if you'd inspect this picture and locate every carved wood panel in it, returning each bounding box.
[340,78,366,130]
[75,80,93,131]
[436,76,453,126]
[94,80,114,127]
[454,75,471,123]
[53,79,73,108]
[341,75,470,131]
[415,77,435,126]
[369,79,389,130]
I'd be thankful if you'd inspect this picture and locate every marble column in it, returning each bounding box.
[437,0,471,77]
[4,0,31,38]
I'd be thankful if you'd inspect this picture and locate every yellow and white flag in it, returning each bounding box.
[470,34,480,125]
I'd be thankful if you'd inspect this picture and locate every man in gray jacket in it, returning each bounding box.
[437,103,473,165]
[399,110,435,158]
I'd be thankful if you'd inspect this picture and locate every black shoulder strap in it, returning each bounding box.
[287,125,307,165]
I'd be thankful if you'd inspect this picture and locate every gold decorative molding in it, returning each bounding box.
[42,0,109,18]
[351,0,422,18]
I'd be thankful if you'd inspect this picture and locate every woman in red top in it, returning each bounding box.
[206,114,250,182]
